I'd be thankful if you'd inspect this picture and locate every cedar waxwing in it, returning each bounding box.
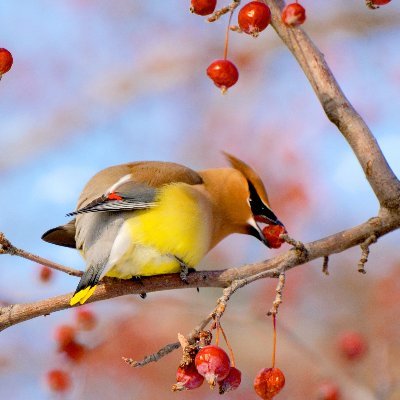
[42,153,283,306]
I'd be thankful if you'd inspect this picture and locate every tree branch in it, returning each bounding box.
[267,0,400,210]
[0,232,82,277]
[1,211,399,332]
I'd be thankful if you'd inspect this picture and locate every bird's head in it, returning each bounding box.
[199,153,284,248]
[224,152,284,247]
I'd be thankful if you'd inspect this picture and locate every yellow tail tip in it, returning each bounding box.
[70,285,97,306]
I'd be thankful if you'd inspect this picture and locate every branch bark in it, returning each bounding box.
[1,211,399,332]
[0,232,82,277]
[267,0,400,210]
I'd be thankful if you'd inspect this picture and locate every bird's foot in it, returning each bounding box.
[131,276,147,299]
[175,257,194,284]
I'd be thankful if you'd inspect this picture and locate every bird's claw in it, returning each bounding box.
[175,256,192,284]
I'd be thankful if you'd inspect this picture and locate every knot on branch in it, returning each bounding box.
[320,94,350,126]
[0,232,15,255]
[322,255,329,275]
[358,234,377,274]
[177,331,211,368]
[365,0,379,9]
[281,234,308,262]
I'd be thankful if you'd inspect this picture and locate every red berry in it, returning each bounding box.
[282,3,306,27]
[262,225,286,249]
[371,0,391,4]
[46,369,71,393]
[53,324,76,348]
[206,59,239,93]
[190,0,217,16]
[61,340,86,363]
[195,345,231,387]
[238,1,271,37]
[338,331,367,361]
[39,265,53,283]
[172,363,205,391]
[0,48,13,75]
[254,367,285,399]
[75,308,97,331]
[218,367,242,394]
[317,381,341,400]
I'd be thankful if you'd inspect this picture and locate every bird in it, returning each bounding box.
[42,153,284,306]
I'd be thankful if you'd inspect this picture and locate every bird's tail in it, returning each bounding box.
[70,265,102,306]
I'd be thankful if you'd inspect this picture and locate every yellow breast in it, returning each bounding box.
[107,183,212,277]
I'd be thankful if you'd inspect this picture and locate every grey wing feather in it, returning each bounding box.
[74,212,125,284]
[67,183,157,217]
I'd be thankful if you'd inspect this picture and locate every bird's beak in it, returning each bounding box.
[254,214,285,228]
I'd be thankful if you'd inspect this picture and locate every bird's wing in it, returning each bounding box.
[66,183,157,216]
[68,161,204,216]
[42,161,203,248]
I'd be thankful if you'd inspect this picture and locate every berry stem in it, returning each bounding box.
[272,314,277,368]
[219,322,236,367]
[223,10,234,60]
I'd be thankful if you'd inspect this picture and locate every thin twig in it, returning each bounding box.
[322,255,329,275]
[280,233,307,253]
[0,232,82,277]
[123,342,181,367]
[123,314,213,368]
[267,272,286,316]
[357,234,377,274]
[207,0,240,23]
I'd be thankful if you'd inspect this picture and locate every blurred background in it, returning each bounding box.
[1,0,399,399]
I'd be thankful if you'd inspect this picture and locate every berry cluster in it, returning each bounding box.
[172,330,242,394]
[0,48,13,78]
[190,1,306,93]
[172,315,288,398]
[44,308,97,393]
